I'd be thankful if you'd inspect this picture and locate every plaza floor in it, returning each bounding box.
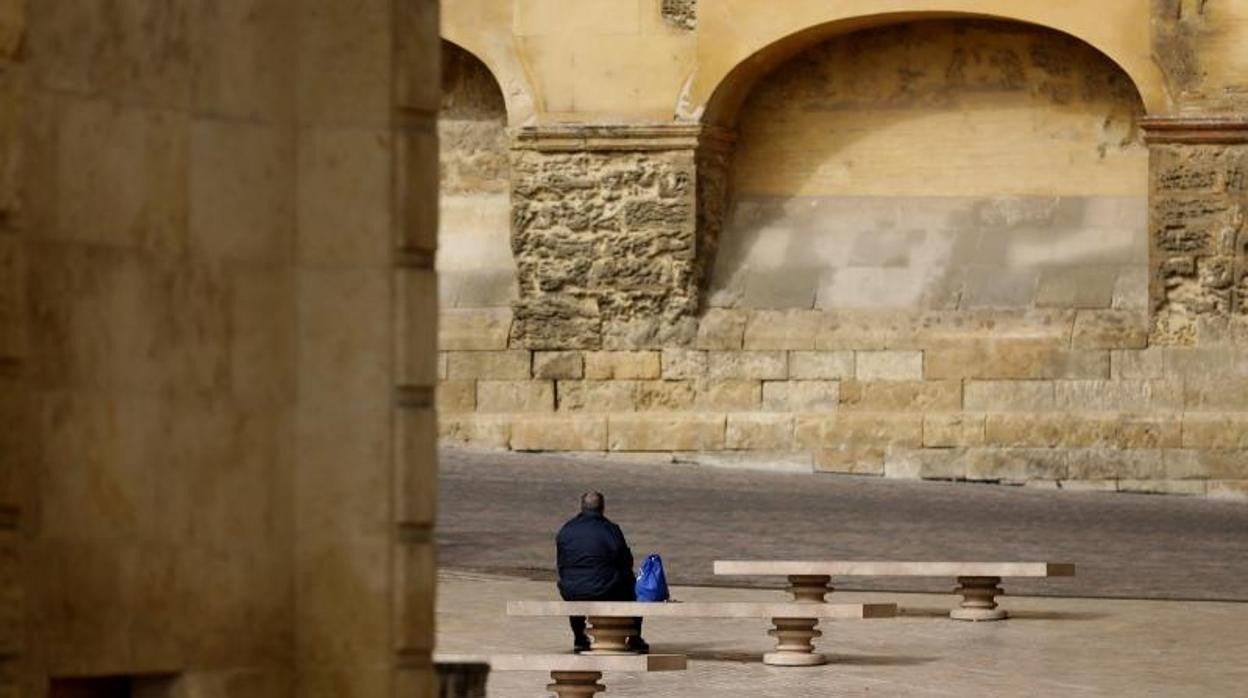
[436,448,1248,695]
[436,572,1248,697]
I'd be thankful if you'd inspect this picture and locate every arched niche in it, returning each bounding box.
[704,18,1151,313]
[697,5,1165,127]
[438,40,517,309]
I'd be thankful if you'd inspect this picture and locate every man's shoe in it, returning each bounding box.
[573,642,591,654]
[626,637,650,654]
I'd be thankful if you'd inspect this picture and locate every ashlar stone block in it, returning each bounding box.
[788,351,854,380]
[438,414,510,449]
[708,351,787,380]
[694,380,761,411]
[726,414,795,451]
[435,380,475,413]
[816,413,923,449]
[511,416,608,451]
[445,351,530,380]
[814,446,885,475]
[476,381,554,413]
[964,381,1055,411]
[584,351,660,379]
[607,414,726,451]
[761,380,839,412]
[925,341,1108,380]
[839,381,961,411]
[1054,380,1183,411]
[556,381,637,412]
[1071,310,1149,349]
[661,348,707,379]
[884,448,967,480]
[923,414,986,448]
[1181,414,1248,449]
[966,448,1069,483]
[855,351,922,381]
[742,309,820,350]
[439,308,513,350]
[695,309,746,350]
[533,351,584,380]
[634,381,696,411]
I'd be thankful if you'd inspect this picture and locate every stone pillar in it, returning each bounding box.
[0,3,22,692]
[509,125,733,350]
[1141,117,1248,344]
[393,0,442,695]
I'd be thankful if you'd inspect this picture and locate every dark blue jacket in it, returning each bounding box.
[556,511,635,600]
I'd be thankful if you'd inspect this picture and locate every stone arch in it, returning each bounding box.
[438,40,517,310]
[697,7,1165,127]
[702,16,1151,314]
[439,30,535,126]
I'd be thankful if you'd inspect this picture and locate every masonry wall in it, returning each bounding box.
[437,7,1248,500]
[713,21,1148,313]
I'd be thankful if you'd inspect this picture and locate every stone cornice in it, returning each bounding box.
[512,123,736,152]
[1140,116,1248,144]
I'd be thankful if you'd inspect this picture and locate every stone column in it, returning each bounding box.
[509,125,734,350]
[1141,117,1248,344]
[0,4,22,692]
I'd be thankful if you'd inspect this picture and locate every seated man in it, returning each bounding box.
[556,491,648,654]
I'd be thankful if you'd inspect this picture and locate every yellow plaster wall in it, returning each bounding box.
[1158,0,1248,110]
[443,1,1182,124]
[732,20,1149,199]
[444,0,696,123]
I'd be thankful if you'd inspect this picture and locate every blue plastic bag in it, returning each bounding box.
[635,553,670,602]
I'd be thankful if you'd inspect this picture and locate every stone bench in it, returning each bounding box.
[713,560,1076,621]
[434,652,686,697]
[507,600,896,666]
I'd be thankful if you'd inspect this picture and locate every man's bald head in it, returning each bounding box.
[580,491,605,514]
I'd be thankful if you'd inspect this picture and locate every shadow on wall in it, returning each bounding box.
[707,19,1150,314]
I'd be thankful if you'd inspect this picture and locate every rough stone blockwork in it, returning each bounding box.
[661,0,697,31]
[1143,119,1248,344]
[510,126,710,350]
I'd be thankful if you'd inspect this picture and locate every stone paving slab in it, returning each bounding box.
[437,572,1248,697]
[438,448,1248,600]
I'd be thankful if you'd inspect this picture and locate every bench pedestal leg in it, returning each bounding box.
[584,616,636,654]
[547,671,605,698]
[764,617,826,666]
[951,576,1007,621]
[787,575,833,603]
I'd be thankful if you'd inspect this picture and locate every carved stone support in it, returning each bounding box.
[764,617,826,666]
[547,670,606,698]
[786,575,833,603]
[584,616,638,654]
[1141,116,1248,344]
[950,576,1007,621]
[509,124,735,350]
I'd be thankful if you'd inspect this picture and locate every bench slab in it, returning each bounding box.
[713,560,1075,622]
[434,653,686,672]
[508,600,896,618]
[713,561,1075,577]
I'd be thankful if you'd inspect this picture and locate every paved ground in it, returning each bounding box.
[438,448,1248,601]
[436,573,1248,697]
